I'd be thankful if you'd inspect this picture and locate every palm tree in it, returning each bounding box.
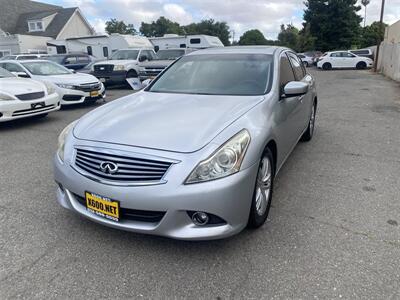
[361,0,371,27]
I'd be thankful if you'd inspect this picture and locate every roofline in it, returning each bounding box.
[66,34,108,40]
[56,8,95,40]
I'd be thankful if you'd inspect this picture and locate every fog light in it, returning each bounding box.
[191,211,209,226]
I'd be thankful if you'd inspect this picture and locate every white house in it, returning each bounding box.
[0,0,95,57]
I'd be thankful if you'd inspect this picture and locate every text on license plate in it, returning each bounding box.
[85,192,120,222]
[90,90,99,97]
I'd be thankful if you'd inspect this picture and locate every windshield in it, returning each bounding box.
[110,50,139,60]
[148,54,273,96]
[46,55,64,64]
[0,67,15,78]
[156,50,185,60]
[22,61,71,75]
[0,56,16,60]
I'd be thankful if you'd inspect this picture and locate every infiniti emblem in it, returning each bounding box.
[99,161,118,174]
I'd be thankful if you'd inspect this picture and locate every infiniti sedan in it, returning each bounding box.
[54,46,317,240]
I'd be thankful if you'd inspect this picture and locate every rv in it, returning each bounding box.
[47,34,153,59]
[149,34,224,51]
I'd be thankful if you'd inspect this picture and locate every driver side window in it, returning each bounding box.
[279,53,296,95]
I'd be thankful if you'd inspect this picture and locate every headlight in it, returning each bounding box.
[0,92,14,101]
[44,81,56,94]
[57,120,78,162]
[55,83,75,90]
[185,129,251,184]
[114,65,125,71]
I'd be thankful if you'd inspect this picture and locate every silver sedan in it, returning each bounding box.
[54,46,317,240]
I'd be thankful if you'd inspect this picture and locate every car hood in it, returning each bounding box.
[74,91,264,153]
[35,73,99,85]
[140,60,173,68]
[0,77,43,95]
[95,60,137,65]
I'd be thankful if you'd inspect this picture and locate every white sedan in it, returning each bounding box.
[0,67,60,122]
[317,51,373,70]
[0,60,105,106]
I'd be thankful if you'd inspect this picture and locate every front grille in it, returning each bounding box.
[16,91,45,101]
[62,95,83,101]
[143,68,164,76]
[74,148,173,183]
[75,82,101,92]
[74,194,166,223]
[94,64,114,74]
[12,104,56,116]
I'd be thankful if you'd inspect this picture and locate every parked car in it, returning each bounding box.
[317,51,373,70]
[45,53,96,70]
[0,60,105,105]
[54,46,317,240]
[138,48,193,81]
[0,67,60,122]
[91,48,156,86]
[348,48,374,60]
[297,53,314,67]
[0,53,48,61]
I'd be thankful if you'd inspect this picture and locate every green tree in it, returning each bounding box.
[360,21,387,48]
[238,29,267,45]
[183,19,231,46]
[303,0,362,51]
[139,17,183,37]
[105,18,137,35]
[278,24,299,50]
[297,24,316,52]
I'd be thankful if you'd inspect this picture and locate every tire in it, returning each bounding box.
[303,61,309,67]
[301,100,317,142]
[322,63,332,70]
[356,61,367,70]
[247,148,274,229]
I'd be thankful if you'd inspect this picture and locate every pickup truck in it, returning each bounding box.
[91,48,156,86]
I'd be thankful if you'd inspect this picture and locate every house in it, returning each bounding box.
[0,0,95,57]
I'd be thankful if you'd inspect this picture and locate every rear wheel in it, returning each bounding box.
[322,62,332,70]
[247,148,274,228]
[356,61,367,69]
[303,61,309,67]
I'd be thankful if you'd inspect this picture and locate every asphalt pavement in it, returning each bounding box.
[0,70,399,299]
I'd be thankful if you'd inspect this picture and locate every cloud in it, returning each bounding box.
[53,0,400,39]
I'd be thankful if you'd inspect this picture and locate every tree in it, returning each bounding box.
[139,17,183,37]
[238,29,278,45]
[297,24,316,52]
[303,0,362,51]
[278,24,299,50]
[105,18,137,35]
[183,19,231,46]
[360,21,387,48]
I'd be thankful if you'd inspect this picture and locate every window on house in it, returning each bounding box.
[28,21,44,32]
[87,46,93,56]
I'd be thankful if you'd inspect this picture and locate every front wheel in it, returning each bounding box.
[322,63,332,70]
[301,101,317,142]
[247,148,274,228]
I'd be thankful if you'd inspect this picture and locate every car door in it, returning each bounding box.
[330,52,342,68]
[287,52,313,133]
[274,52,306,162]
[341,52,357,67]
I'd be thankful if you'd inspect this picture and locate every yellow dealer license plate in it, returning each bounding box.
[90,90,99,97]
[85,192,120,222]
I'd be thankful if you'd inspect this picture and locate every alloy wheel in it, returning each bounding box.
[255,156,272,216]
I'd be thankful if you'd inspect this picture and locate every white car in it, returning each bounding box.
[317,51,373,70]
[297,53,314,67]
[0,67,60,122]
[0,60,105,105]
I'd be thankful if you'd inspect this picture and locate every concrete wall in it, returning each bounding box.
[378,42,400,82]
[385,20,400,44]
[57,12,93,40]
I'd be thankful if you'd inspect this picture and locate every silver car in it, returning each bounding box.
[54,46,317,240]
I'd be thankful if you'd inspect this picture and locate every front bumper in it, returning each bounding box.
[92,70,127,85]
[0,93,60,122]
[54,152,258,240]
[58,84,106,106]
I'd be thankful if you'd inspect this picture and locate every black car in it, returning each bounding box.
[45,53,95,70]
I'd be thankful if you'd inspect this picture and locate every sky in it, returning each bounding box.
[41,0,400,40]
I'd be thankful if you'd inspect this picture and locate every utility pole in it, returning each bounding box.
[361,0,370,27]
[374,0,386,72]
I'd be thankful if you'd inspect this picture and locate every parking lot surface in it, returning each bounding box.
[1,71,400,299]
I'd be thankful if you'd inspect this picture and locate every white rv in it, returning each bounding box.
[149,34,224,51]
[47,34,153,59]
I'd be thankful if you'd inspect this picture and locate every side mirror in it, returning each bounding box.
[13,71,30,78]
[138,55,147,62]
[141,78,152,88]
[282,81,309,98]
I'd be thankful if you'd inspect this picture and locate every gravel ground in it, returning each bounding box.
[0,70,399,299]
